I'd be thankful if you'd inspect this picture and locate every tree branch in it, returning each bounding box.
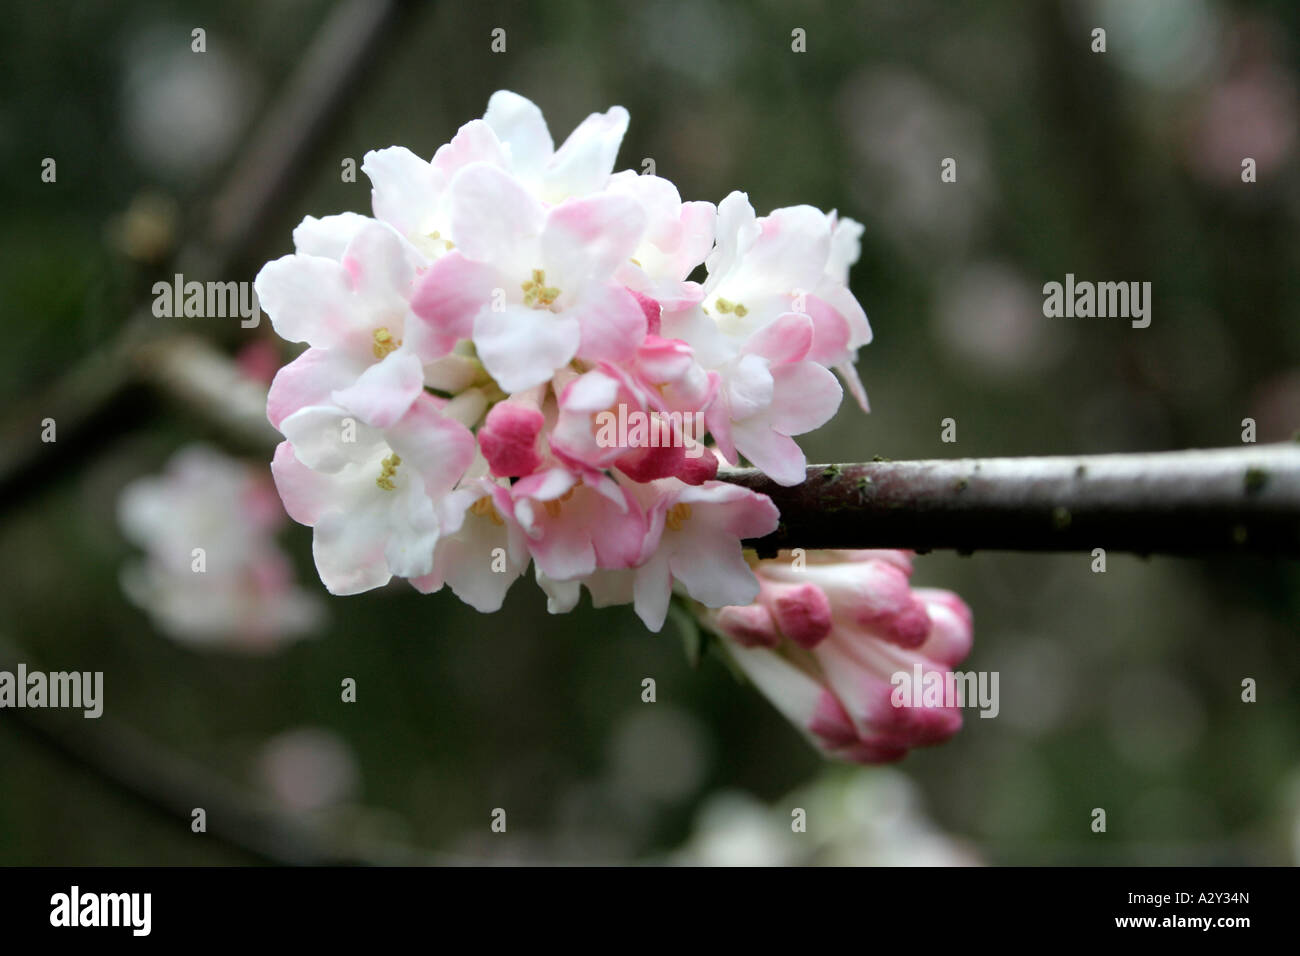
[725,444,1300,557]
[99,340,1300,558]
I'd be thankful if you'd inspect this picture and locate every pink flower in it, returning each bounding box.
[251,89,883,670]
[622,477,780,631]
[359,90,633,261]
[481,90,630,203]
[409,478,531,612]
[257,220,441,430]
[272,394,476,594]
[410,162,648,392]
[549,363,712,484]
[478,393,547,478]
[509,465,646,581]
[700,550,974,764]
[606,170,714,309]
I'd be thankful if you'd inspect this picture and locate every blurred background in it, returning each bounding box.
[1,0,1298,865]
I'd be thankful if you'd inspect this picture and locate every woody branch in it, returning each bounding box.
[725,445,1300,557]
[117,338,1300,558]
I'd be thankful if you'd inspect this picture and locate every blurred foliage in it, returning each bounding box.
[1,0,1298,864]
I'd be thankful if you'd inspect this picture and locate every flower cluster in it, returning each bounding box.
[118,445,322,651]
[256,91,872,631]
[699,550,973,764]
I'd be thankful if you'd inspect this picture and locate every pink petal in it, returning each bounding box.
[409,251,500,352]
[386,393,477,498]
[270,441,333,526]
[542,193,646,291]
[768,361,842,435]
[741,312,814,364]
[267,348,359,429]
[432,118,507,176]
[479,399,545,477]
[571,283,647,364]
[731,422,807,486]
[329,350,424,429]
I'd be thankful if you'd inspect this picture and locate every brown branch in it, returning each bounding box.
[724,444,1300,557]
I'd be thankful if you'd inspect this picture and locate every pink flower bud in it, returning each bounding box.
[708,549,974,766]
[479,400,545,477]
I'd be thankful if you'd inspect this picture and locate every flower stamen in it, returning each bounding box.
[470,495,505,526]
[664,501,692,531]
[522,268,561,309]
[375,453,402,491]
[372,327,402,359]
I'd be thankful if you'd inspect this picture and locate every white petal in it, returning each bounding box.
[312,504,392,595]
[448,162,544,266]
[543,105,629,200]
[254,254,358,349]
[281,405,382,473]
[483,90,554,181]
[473,306,580,393]
[362,146,442,237]
[292,213,372,260]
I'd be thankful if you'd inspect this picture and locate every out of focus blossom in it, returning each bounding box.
[257,727,361,813]
[118,444,322,651]
[676,768,979,866]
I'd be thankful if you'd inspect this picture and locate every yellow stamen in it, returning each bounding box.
[664,501,692,531]
[715,297,734,314]
[375,453,401,491]
[470,495,504,526]
[522,268,561,309]
[544,499,562,518]
[372,327,402,359]
[734,303,748,317]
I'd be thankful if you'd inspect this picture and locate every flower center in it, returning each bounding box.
[664,501,693,531]
[375,453,402,491]
[542,486,577,517]
[713,297,748,318]
[373,327,402,359]
[470,495,505,526]
[522,268,561,309]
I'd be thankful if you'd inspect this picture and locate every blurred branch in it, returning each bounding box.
[728,444,1300,557]
[0,0,419,513]
[0,633,452,866]
[133,336,281,450]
